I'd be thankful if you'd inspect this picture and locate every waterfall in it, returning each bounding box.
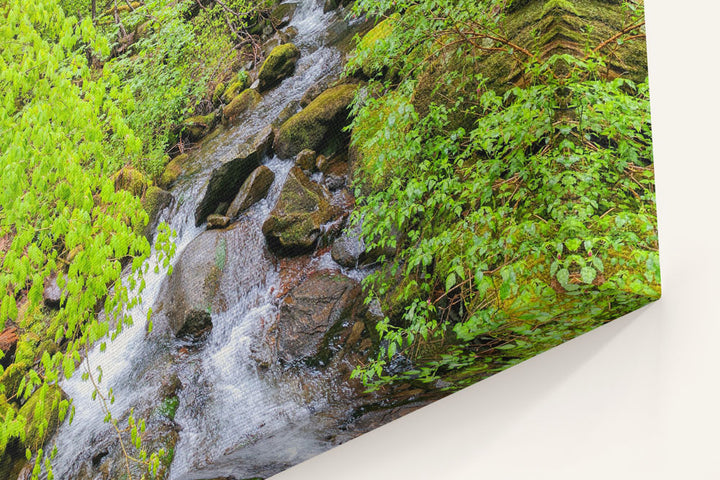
[47,1,366,478]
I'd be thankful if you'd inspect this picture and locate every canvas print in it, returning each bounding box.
[0,0,659,478]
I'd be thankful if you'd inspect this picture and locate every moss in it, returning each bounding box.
[112,166,148,198]
[159,153,189,189]
[223,71,251,103]
[355,14,398,77]
[274,83,357,159]
[0,362,28,399]
[212,82,226,106]
[18,384,65,451]
[182,112,217,142]
[223,89,262,123]
[157,396,179,421]
[258,43,301,92]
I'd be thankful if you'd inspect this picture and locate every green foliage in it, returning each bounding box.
[0,0,175,476]
[347,0,658,390]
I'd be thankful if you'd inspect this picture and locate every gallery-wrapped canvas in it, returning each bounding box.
[0,0,659,478]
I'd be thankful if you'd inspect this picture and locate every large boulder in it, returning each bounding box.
[226,165,275,218]
[261,166,337,254]
[195,126,274,225]
[257,43,300,92]
[274,271,364,364]
[274,83,357,159]
[156,229,228,339]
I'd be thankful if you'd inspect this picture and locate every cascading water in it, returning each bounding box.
[48,1,372,478]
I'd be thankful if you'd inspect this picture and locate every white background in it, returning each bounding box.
[274,1,720,478]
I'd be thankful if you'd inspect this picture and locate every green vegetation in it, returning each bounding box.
[346,0,658,390]
[0,0,275,476]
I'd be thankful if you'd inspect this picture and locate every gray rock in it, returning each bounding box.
[157,229,228,339]
[331,221,364,268]
[194,126,274,226]
[43,274,62,309]
[226,165,275,218]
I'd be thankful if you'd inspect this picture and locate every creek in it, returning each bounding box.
[46,1,380,479]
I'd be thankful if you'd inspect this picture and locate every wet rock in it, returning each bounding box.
[261,166,337,254]
[141,186,173,239]
[222,88,261,123]
[43,274,62,309]
[275,271,363,363]
[284,26,298,39]
[0,327,17,368]
[294,149,317,172]
[331,221,363,268]
[324,173,346,191]
[195,126,273,225]
[272,99,301,129]
[226,165,275,218]
[331,218,396,268]
[207,214,230,229]
[274,84,357,159]
[270,2,297,28]
[157,229,228,339]
[258,43,300,92]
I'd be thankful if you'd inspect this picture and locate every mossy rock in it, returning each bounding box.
[258,43,301,92]
[112,166,148,198]
[274,83,357,159]
[159,153,189,189]
[354,15,398,77]
[223,72,251,103]
[212,82,227,106]
[0,362,28,400]
[18,384,66,451]
[261,166,337,254]
[182,112,218,142]
[222,89,262,123]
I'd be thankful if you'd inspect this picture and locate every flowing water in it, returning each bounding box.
[48,2,370,478]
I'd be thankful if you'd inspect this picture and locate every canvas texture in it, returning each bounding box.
[0,0,658,479]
